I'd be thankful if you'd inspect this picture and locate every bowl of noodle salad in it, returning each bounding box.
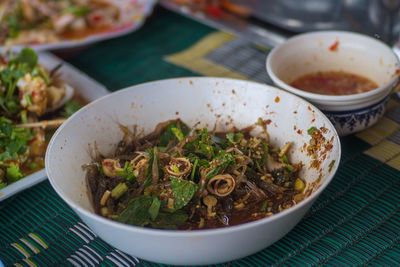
[46,77,341,265]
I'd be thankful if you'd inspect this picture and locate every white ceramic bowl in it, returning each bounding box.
[267,31,399,135]
[45,77,341,265]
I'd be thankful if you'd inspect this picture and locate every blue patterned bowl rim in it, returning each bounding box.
[322,95,390,115]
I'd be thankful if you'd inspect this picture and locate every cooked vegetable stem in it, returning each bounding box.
[111,183,128,199]
[17,118,66,129]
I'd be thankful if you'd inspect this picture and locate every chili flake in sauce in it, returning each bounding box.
[290,71,378,95]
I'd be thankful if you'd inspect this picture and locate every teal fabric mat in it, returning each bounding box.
[1,7,400,266]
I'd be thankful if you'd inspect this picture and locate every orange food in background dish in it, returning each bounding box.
[290,71,378,96]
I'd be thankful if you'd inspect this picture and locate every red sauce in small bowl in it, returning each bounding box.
[290,71,378,95]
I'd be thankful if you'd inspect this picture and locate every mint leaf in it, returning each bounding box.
[116,196,155,226]
[116,195,187,229]
[158,120,189,147]
[206,150,234,179]
[170,177,198,211]
[149,210,188,229]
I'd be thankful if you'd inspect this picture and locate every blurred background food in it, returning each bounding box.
[0,0,152,46]
[162,0,400,47]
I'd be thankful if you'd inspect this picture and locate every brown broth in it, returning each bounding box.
[290,71,378,95]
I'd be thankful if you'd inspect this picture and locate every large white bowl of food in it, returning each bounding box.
[45,77,341,265]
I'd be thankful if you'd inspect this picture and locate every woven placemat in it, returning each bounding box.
[2,8,400,267]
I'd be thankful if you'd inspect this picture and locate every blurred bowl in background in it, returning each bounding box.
[0,0,157,52]
[267,31,399,136]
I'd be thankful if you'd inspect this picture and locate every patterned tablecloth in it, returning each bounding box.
[1,8,400,267]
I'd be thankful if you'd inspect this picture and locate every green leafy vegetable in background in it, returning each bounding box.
[64,6,91,17]
[6,164,23,183]
[10,48,38,68]
[0,48,40,115]
[0,117,32,162]
[62,100,82,118]
[0,48,84,190]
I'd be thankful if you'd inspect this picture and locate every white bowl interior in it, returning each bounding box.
[270,31,398,86]
[46,78,341,264]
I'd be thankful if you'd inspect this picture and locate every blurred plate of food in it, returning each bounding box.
[0,0,157,51]
[0,49,109,201]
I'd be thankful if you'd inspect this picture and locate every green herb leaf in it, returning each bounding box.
[149,210,188,229]
[0,49,40,115]
[62,100,82,118]
[285,164,294,172]
[226,132,244,145]
[0,117,32,162]
[6,164,23,183]
[206,151,235,179]
[158,121,189,147]
[116,161,136,181]
[169,177,198,211]
[280,155,289,164]
[148,197,161,221]
[184,128,215,158]
[116,195,156,226]
[171,127,184,141]
[64,6,91,17]
[307,127,318,135]
[12,48,38,69]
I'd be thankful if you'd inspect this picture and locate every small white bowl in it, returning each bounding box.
[267,31,399,135]
[45,77,341,265]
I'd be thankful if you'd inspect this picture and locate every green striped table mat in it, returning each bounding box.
[2,8,400,266]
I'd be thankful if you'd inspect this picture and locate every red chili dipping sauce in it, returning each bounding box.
[290,71,378,95]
